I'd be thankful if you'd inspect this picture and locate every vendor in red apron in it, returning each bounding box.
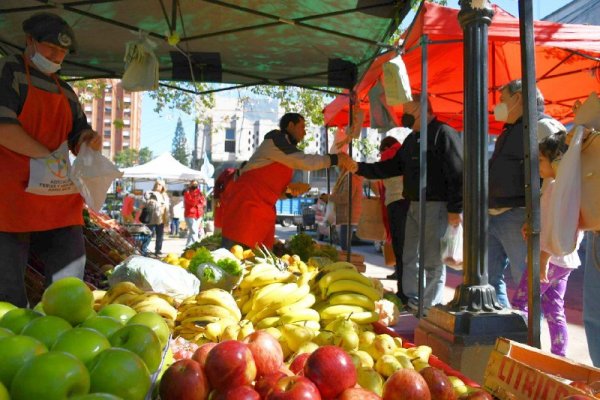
[0,12,102,307]
[221,113,353,249]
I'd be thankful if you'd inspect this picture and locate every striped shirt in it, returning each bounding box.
[0,54,90,149]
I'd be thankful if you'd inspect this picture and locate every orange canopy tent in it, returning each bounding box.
[323,2,600,133]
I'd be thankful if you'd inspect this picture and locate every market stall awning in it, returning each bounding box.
[0,0,412,90]
[323,2,600,132]
[121,152,213,184]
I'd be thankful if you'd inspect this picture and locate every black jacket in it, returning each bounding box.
[356,118,463,213]
[489,117,526,208]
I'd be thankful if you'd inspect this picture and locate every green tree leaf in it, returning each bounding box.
[172,117,190,166]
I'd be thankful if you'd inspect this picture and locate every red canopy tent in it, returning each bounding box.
[323,2,600,133]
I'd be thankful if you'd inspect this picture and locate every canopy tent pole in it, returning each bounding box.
[325,126,334,246]
[518,0,542,349]
[346,92,356,262]
[417,34,428,318]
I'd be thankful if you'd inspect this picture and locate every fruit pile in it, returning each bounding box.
[0,277,171,400]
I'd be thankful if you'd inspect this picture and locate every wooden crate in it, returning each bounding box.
[484,338,600,399]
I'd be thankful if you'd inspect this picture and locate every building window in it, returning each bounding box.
[104,130,111,138]
[105,107,112,114]
[224,128,236,153]
[123,130,130,137]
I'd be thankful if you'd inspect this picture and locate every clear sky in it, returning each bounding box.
[140,0,573,156]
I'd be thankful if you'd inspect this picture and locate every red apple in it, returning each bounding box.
[383,369,431,400]
[159,359,210,400]
[204,340,257,391]
[458,389,493,399]
[289,353,310,375]
[420,367,457,400]
[192,342,218,368]
[243,330,284,377]
[255,371,287,399]
[279,364,294,376]
[210,385,260,400]
[570,381,595,395]
[303,345,357,399]
[338,387,382,399]
[559,396,596,400]
[266,375,322,400]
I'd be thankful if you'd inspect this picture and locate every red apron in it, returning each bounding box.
[221,162,293,248]
[0,57,83,232]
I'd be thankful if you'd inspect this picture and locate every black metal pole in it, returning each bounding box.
[450,0,501,312]
[325,126,333,245]
[347,92,355,262]
[518,0,542,349]
[417,34,428,318]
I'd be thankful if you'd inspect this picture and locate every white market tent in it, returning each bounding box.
[121,153,214,186]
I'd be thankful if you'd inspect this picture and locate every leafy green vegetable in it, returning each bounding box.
[383,292,404,308]
[288,233,316,262]
[188,247,215,275]
[216,258,242,276]
[313,244,339,261]
[202,266,218,283]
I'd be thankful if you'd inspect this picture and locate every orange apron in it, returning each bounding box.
[0,57,83,232]
[221,162,293,248]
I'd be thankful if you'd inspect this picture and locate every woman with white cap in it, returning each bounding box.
[142,179,170,256]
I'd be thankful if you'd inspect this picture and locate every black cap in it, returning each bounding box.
[22,12,77,53]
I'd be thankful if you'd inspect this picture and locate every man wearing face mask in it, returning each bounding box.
[346,94,463,311]
[184,180,206,247]
[488,79,564,308]
[0,12,101,307]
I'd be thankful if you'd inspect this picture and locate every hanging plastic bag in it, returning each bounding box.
[382,54,413,105]
[70,143,124,212]
[122,32,159,92]
[574,91,600,130]
[441,224,463,270]
[26,141,79,196]
[368,80,399,130]
[548,126,583,255]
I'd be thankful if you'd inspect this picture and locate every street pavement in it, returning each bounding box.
[155,225,593,367]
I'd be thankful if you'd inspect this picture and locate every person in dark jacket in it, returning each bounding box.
[346,94,463,310]
[488,79,565,308]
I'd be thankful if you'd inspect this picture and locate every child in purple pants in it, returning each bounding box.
[512,132,581,357]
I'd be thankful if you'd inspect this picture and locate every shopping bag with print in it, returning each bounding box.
[26,141,79,196]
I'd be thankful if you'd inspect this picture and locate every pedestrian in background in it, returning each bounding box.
[184,180,206,247]
[169,191,183,237]
[142,179,169,256]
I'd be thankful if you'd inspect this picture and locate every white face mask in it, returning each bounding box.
[30,50,62,74]
[493,102,509,122]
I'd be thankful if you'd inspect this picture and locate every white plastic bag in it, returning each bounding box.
[548,126,583,255]
[324,201,336,225]
[441,224,463,270]
[70,143,123,212]
[122,33,159,92]
[382,54,413,105]
[109,255,200,301]
[26,141,79,195]
[574,91,600,130]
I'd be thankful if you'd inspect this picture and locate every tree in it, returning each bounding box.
[113,147,153,167]
[171,117,189,166]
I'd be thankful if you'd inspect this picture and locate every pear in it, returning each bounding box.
[313,330,335,346]
[295,341,319,355]
[358,330,377,352]
[281,323,316,352]
[367,333,396,360]
[349,350,374,369]
[375,354,402,378]
[357,367,384,396]
[412,359,430,372]
[332,320,360,351]
[394,353,414,369]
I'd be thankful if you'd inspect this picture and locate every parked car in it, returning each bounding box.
[275,197,316,227]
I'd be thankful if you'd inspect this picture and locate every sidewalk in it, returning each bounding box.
[155,232,593,367]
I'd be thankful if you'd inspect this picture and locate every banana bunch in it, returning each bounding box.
[174,288,249,343]
[313,265,381,326]
[96,281,178,327]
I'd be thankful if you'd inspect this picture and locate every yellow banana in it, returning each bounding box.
[276,293,316,315]
[346,311,379,324]
[238,320,255,340]
[180,315,222,328]
[326,280,382,302]
[145,292,177,307]
[246,262,279,276]
[134,303,177,321]
[319,304,366,320]
[253,282,299,310]
[195,289,242,321]
[251,282,285,306]
[328,292,376,311]
[318,261,356,275]
[178,304,239,322]
[92,290,106,302]
[318,269,373,295]
[240,269,293,290]
[279,308,320,325]
[293,320,321,331]
[246,305,278,324]
[241,296,254,316]
[221,324,241,341]
[204,320,235,342]
[255,316,281,330]
[111,292,144,306]
[101,282,141,305]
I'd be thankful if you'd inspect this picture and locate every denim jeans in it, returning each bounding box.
[387,199,410,297]
[402,201,448,309]
[170,218,180,235]
[487,207,527,308]
[0,226,85,307]
[584,231,600,367]
[185,217,201,247]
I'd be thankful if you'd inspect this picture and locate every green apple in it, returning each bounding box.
[127,311,170,348]
[80,315,124,338]
[33,301,45,315]
[0,335,47,387]
[0,302,17,319]
[0,327,14,339]
[0,308,43,333]
[21,315,72,349]
[10,351,90,400]
[88,348,151,400]
[0,381,8,400]
[52,327,111,366]
[109,324,162,372]
[97,304,137,324]
[70,394,123,400]
[42,277,94,325]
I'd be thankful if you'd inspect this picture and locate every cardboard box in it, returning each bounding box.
[484,338,600,400]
